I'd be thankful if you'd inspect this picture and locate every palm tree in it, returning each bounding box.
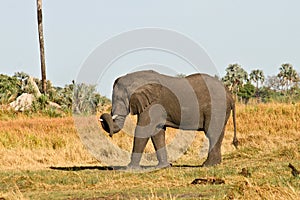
[277,63,298,93]
[250,69,265,89]
[36,0,47,94]
[249,69,265,99]
[222,63,248,100]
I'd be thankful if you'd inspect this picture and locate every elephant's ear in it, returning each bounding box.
[129,83,162,115]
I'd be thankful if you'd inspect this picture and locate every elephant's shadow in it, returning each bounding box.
[49,164,202,171]
[49,166,115,171]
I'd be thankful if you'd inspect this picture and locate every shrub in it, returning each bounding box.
[72,83,102,115]
[237,82,255,104]
[0,74,21,104]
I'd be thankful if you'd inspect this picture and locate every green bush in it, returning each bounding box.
[237,82,255,104]
[0,74,22,104]
[72,83,102,115]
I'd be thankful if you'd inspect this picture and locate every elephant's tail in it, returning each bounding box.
[232,101,238,148]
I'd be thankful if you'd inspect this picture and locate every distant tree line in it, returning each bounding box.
[222,63,300,104]
[0,63,299,116]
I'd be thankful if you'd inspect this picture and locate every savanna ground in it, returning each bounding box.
[0,103,299,199]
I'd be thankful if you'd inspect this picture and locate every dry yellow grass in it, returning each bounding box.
[227,102,300,135]
[0,116,97,170]
[226,103,300,156]
[0,103,299,169]
[0,103,299,199]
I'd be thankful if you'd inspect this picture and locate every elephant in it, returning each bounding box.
[100,70,238,169]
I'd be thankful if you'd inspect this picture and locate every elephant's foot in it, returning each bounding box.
[201,149,221,167]
[127,153,143,170]
[156,162,171,169]
[201,160,221,167]
[201,157,221,167]
[126,163,143,170]
[155,147,170,169]
[201,145,222,167]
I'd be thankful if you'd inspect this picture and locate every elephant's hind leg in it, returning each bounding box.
[202,127,225,167]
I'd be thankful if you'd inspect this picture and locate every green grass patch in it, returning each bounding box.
[1,157,299,200]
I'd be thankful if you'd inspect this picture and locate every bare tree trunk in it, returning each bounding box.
[37,0,47,94]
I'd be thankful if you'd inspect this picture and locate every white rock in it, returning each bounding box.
[48,101,61,109]
[9,93,35,111]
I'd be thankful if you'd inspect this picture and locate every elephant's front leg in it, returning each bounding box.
[127,135,149,169]
[151,128,171,168]
[127,104,168,169]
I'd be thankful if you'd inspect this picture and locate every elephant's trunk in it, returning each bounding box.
[100,113,126,137]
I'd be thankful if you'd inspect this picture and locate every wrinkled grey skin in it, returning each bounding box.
[100,70,238,169]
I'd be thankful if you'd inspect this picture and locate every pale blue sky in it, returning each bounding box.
[1,1,300,97]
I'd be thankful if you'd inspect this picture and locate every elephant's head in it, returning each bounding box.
[100,76,129,137]
[100,70,161,136]
[100,113,124,137]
